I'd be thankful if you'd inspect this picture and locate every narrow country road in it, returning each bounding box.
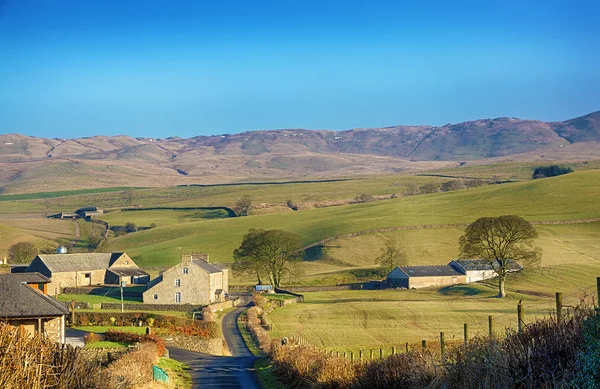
[168,294,261,389]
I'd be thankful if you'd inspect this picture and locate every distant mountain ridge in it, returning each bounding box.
[0,111,599,193]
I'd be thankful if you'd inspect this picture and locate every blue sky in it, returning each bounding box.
[0,0,599,138]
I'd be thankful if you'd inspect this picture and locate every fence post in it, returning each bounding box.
[336,351,339,357]
[343,351,347,359]
[556,292,563,324]
[370,349,373,360]
[421,340,427,351]
[464,323,468,346]
[488,316,494,341]
[405,342,409,353]
[379,348,383,359]
[359,350,363,361]
[517,301,525,333]
[350,351,354,363]
[392,346,396,355]
[440,332,445,362]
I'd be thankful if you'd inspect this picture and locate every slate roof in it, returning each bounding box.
[32,253,125,272]
[0,273,69,318]
[391,265,463,278]
[192,260,226,274]
[451,259,523,272]
[107,268,150,277]
[5,273,50,283]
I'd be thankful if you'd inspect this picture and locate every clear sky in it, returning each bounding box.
[0,0,599,138]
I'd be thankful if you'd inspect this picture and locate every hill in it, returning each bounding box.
[0,111,599,193]
[101,170,600,273]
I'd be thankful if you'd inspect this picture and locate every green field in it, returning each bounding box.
[100,209,230,228]
[0,174,448,215]
[102,170,600,270]
[268,264,600,353]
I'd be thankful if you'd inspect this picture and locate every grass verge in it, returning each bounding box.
[156,357,192,389]
[84,341,128,349]
[237,311,262,356]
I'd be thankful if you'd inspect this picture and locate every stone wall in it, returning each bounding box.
[207,298,241,312]
[101,302,204,312]
[276,285,361,293]
[80,348,129,366]
[44,316,64,344]
[165,335,223,355]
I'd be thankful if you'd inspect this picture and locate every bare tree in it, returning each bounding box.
[459,215,541,298]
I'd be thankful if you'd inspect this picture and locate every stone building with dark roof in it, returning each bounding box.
[0,273,69,343]
[143,254,229,305]
[387,265,466,289]
[25,252,149,294]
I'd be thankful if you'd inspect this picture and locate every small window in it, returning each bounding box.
[183,268,188,275]
[125,260,129,265]
[175,279,181,287]
[175,292,181,303]
[84,273,91,279]
[153,293,158,300]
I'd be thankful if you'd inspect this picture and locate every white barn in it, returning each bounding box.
[449,259,523,283]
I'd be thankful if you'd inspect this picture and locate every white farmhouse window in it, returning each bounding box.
[175,279,181,287]
[175,292,181,303]
[183,268,189,274]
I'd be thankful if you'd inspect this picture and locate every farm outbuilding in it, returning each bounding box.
[449,259,523,283]
[24,252,149,294]
[387,265,466,289]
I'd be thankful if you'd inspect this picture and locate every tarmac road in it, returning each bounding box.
[168,294,260,389]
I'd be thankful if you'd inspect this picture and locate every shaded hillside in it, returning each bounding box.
[0,111,599,193]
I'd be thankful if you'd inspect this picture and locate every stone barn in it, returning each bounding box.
[387,265,466,289]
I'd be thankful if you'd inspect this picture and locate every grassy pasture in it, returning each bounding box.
[100,209,229,228]
[268,263,600,353]
[0,174,448,215]
[0,219,74,246]
[0,223,57,259]
[103,170,600,268]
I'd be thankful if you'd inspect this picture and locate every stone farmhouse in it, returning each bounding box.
[143,254,229,305]
[0,273,69,343]
[387,259,523,289]
[24,252,149,294]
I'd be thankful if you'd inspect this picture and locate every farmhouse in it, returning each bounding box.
[24,251,149,294]
[387,265,466,289]
[0,273,69,343]
[143,254,229,305]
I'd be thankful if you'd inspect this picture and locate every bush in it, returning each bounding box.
[353,194,375,203]
[419,183,438,194]
[84,332,103,345]
[105,330,166,357]
[73,311,220,339]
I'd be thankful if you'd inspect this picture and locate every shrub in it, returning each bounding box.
[105,342,158,387]
[84,332,103,345]
[353,194,375,203]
